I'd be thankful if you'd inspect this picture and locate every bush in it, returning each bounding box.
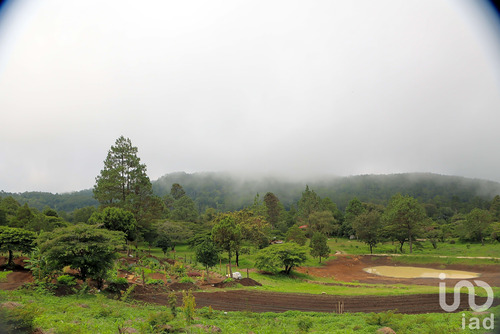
[146,278,164,285]
[56,275,76,286]
[179,277,194,284]
[297,316,313,333]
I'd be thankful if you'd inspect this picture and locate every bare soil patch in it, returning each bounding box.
[132,289,499,314]
[296,255,500,287]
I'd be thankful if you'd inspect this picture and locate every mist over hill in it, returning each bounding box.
[2,172,500,213]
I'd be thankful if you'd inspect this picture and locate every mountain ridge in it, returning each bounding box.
[3,172,498,213]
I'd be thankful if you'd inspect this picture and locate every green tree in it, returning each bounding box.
[343,197,365,238]
[171,195,198,222]
[93,136,162,234]
[462,208,493,245]
[308,210,337,236]
[156,221,193,252]
[195,239,219,282]
[170,183,186,200]
[14,203,34,228]
[285,225,307,246]
[156,233,173,256]
[309,232,330,263]
[352,210,382,254]
[255,243,307,275]
[38,224,125,286]
[211,216,241,277]
[297,186,321,222]
[382,194,426,253]
[489,195,500,221]
[264,192,281,227]
[72,206,97,223]
[0,226,36,268]
[89,207,136,256]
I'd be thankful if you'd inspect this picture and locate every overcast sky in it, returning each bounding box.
[1,0,500,193]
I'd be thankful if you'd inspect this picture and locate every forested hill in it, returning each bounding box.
[2,172,500,213]
[153,172,500,212]
[0,189,97,212]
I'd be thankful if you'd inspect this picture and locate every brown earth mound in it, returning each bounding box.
[213,278,262,288]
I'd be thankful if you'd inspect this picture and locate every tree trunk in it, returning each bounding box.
[7,250,14,268]
[370,244,373,254]
[235,250,239,267]
[409,232,413,254]
[399,240,404,253]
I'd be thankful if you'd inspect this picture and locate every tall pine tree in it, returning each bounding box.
[93,136,163,234]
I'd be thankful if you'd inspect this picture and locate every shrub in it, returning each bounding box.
[297,316,313,333]
[179,277,194,284]
[56,275,76,286]
[146,278,164,285]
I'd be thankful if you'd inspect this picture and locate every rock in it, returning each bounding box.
[232,272,242,280]
[376,327,396,334]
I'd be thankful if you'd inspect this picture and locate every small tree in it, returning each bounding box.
[156,233,173,256]
[352,211,382,254]
[89,207,136,255]
[285,225,307,246]
[38,224,125,287]
[195,240,219,283]
[212,216,241,277]
[0,226,36,268]
[255,243,307,275]
[309,232,330,263]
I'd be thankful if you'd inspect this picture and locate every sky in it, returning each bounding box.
[1,0,500,193]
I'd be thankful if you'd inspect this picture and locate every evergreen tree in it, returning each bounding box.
[264,192,281,227]
[93,136,162,234]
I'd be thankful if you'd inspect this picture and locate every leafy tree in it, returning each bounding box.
[264,192,281,227]
[72,206,97,223]
[0,209,6,226]
[285,225,307,246]
[343,197,365,238]
[0,196,20,218]
[0,226,36,268]
[14,203,34,228]
[88,207,137,255]
[297,186,321,222]
[93,136,162,233]
[156,233,173,256]
[309,232,330,263]
[352,210,382,254]
[156,221,193,251]
[491,222,500,242]
[170,183,186,200]
[171,195,198,222]
[462,208,493,245]
[489,195,500,221]
[308,210,337,236]
[255,243,307,275]
[38,224,125,286]
[382,194,426,253]
[195,239,219,282]
[211,216,241,277]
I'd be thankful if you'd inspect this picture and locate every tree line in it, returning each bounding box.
[1,136,499,284]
